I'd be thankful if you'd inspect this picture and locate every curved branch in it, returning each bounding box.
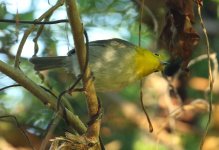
[0,60,86,134]
[14,0,65,68]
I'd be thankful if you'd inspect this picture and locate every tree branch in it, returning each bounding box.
[0,60,86,134]
[65,0,101,147]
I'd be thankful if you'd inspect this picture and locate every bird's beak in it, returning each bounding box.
[158,61,169,71]
[161,61,169,65]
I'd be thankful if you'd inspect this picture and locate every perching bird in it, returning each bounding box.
[30,38,166,92]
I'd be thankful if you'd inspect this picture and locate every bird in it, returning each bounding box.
[30,38,166,92]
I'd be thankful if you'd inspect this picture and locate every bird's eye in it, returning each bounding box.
[154,70,159,72]
[154,53,160,56]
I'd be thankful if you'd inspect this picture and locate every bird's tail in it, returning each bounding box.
[29,56,71,71]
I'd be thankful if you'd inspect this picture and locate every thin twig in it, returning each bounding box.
[135,0,158,37]
[138,0,153,132]
[188,53,216,67]
[197,2,214,149]
[36,72,75,113]
[15,10,19,41]
[0,83,61,103]
[33,15,52,56]
[0,79,73,113]
[0,84,21,91]
[0,19,68,25]
[188,53,218,94]
[14,0,65,68]
[39,85,58,98]
[57,75,82,111]
[138,0,144,47]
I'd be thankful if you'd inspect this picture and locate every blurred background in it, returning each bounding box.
[0,0,219,149]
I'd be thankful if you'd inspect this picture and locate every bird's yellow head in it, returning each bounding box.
[134,47,165,79]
